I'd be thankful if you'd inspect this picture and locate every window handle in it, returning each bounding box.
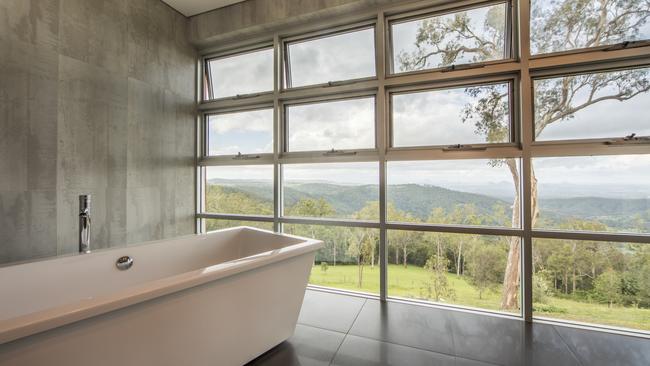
[323,148,357,156]
[602,40,649,52]
[441,63,486,73]
[442,144,488,151]
[232,152,261,160]
[605,134,650,146]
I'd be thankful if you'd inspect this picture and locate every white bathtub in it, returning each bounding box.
[0,227,322,366]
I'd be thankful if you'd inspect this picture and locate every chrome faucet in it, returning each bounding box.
[79,194,91,253]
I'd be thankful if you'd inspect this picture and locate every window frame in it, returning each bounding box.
[282,22,379,90]
[195,0,650,337]
[531,63,650,145]
[385,0,515,77]
[281,92,379,155]
[202,43,275,102]
[203,104,275,158]
[387,76,519,150]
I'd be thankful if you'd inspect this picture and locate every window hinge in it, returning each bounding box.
[442,144,488,151]
[441,63,486,73]
[605,134,650,146]
[232,152,261,160]
[323,148,357,156]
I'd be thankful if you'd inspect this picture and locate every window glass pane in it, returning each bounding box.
[283,162,379,220]
[206,48,273,99]
[533,239,650,331]
[286,97,375,152]
[284,224,380,295]
[533,155,650,234]
[387,159,520,228]
[531,1,650,55]
[534,68,650,141]
[388,231,520,313]
[207,109,273,156]
[392,82,511,147]
[205,165,273,215]
[391,3,508,74]
[206,219,274,232]
[285,28,376,88]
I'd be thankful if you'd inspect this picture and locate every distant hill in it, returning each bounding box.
[208,178,649,230]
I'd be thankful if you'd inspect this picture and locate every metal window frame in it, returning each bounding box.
[194,0,650,338]
[387,76,519,149]
[281,92,379,155]
[385,0,516,76]
[281,21,379,90]
[202,43,275,102]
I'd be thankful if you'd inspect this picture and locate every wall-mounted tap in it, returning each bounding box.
[79,194,91,253]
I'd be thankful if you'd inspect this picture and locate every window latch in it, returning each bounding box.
[442,144,487,151]
[605,133,650,146]
[232,152,261,160]
[603,40,649,52]
[323,148,357,156]
[441,63,486,73]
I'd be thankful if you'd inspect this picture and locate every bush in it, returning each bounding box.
[320,262,329,273]
[533,303,567,314]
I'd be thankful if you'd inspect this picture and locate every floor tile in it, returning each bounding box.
[246,324,345,366]
[298,290,366,333]
[528,323,581,366]
[448,310,524,366]
[348,299,456,356]
[554,325,650,366]
[331,334,456,366]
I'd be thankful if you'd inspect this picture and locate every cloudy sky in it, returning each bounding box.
[206,2,650,200]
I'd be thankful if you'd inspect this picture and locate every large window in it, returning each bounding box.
[284,27,376,88]
[533,67,650,141]
[388,231,520,313]
[206,108,274,156]
[533,155,650,234]
[283,162,379,220]
[387,159,520,227]
[390,2,509,74]
[391,82,512,147]
[198,0,650,335]
[285,97,376,152]
[204,47,274,100]
[531,0,650,55]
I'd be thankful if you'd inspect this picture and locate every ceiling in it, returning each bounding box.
[161,0,247,17]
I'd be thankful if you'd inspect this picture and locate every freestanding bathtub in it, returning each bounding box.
[0,227,322,366]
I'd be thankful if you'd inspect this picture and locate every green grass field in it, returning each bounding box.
[308,264,650,331]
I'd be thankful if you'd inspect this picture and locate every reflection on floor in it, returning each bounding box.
[247,289,649,366]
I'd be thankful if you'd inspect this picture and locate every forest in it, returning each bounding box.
[205,182,650,331]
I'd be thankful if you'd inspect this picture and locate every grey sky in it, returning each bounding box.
[287,97,375,151]
[287,27,376,87]
[208,48,273,98]
[392,83,510,147]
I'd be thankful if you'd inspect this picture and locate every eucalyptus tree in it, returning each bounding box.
[398,0,650,310]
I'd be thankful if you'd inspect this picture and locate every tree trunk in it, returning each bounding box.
[333,245,337,266]
[456,242,463,276]
[403,245,408,268]
[572,242,577,294]
[395,246,399,265]
[564,272,568,294]
[501,158,524,310]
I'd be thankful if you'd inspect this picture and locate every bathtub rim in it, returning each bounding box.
[0,226,322,345]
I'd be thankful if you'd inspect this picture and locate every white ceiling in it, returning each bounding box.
[162,0,247,17]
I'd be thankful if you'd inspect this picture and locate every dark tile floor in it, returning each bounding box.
[247,289,650,366]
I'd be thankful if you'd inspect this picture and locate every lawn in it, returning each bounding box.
[308,264,650,331]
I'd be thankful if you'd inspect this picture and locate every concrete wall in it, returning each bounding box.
[0,0,197,264]
[188,0,400,46]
